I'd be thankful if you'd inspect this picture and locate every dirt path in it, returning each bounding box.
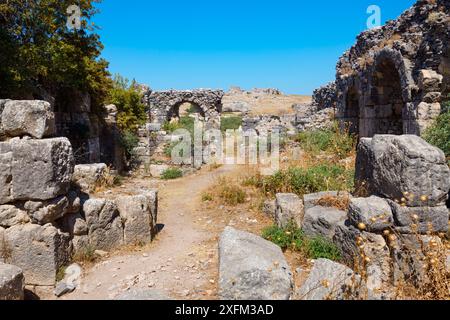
[62,165,238,300]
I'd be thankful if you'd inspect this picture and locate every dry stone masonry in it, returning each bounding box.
[334,0,449,137]
[0,100,159,299]
[262,134,449,300]
[148,89,224,130]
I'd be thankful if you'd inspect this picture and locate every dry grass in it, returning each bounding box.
[222,92,311,116]
[315,194,351,211]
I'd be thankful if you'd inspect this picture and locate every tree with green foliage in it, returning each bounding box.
[0,0,111,111]
[106,75,147,131]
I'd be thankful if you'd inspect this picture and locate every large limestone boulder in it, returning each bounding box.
[1,224,71,286]
[0,264,24,300]
[298,259,362,300]
[72,163,107,192]
[0,138,74,204]
[219,227,293,300]
[302,206,347,240]
[1,100,55,139]
[83,198,124,251]
[116,191,158,245]
[355,135,450,207]
[348,196,394,232]
[275,193,304,229]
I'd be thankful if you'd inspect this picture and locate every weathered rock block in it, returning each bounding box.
[24,196,69,225]
[83,198,123,251]
[1,100,55,139]
[0,205,29,228]
[1,224,70,286]
[390,234,445,286]
[275,193,304,229]
[0,138,74,204]
[116,192,157,245]
[332,226,393,299]
[298,259,362,300]
[72,163,107,192]
[355,135,450,207]
[219,227,293,300]
[349,196,394,232]
[0,263,24,300]
[303,206,347,240]
[388,200,448,234]
[262,199,276,218]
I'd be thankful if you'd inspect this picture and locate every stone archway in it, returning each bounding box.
[148,89,224,130]
[344,86,360,135]
[360,49,415,137]
[368,58,404,135]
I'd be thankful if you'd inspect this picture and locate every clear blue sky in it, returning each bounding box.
[94,0,416,94]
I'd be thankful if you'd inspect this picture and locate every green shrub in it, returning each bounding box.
[424,99,450,158]
[262,224,341,261]
[306,236,342,261]
[221,116,243,132]
[161,168,183,180]
[120,130,139,161]
[107,75,147,131]
[249,164,354,196]
[262,222,305,251]
[295,123,356,159]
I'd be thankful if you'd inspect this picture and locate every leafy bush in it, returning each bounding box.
[306,236,342,261]
[424,99,450,158]
[221,116,243,132]
[161,168,183,180]
[249,164,354,196]
[262,222,305,251]
[262,224,341,261]
[296,123,356,159]
[107,75,147,131]
[120,130,140,160]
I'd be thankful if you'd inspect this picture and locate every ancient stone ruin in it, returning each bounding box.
[148,89,224,130]
[335,0,449,137]
[0,100,158,299]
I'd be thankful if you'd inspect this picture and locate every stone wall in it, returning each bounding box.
[335,0,449,137]
[148,89,224,130]
[0,101,158,296]
[312,82,337,110]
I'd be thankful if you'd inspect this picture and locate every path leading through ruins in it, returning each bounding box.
[62,165,238,300]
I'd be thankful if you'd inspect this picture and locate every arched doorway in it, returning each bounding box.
[366,58,404,136]
[168,101,205,124]
[345,86,360,135]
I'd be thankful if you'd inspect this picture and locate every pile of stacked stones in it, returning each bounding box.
[260,134,449,300]
[0,100,158,300]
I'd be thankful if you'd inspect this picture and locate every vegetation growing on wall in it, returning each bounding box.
[107,75,147,132]
[424,96,450,159]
